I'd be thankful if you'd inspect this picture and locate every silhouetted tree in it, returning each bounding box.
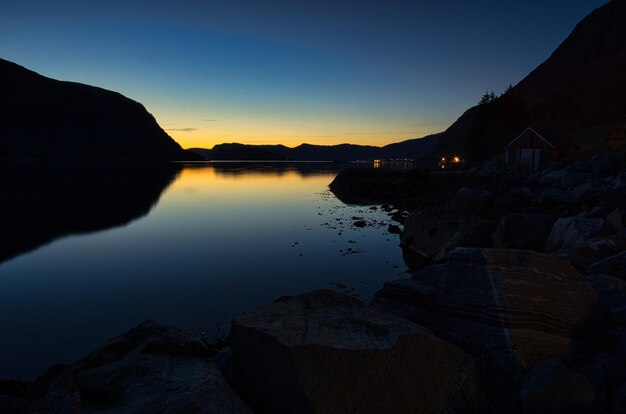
[478,90,498,105]
[501,84,514,97]
[467,87,529,161]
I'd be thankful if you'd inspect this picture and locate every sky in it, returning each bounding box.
[0,0,608,149]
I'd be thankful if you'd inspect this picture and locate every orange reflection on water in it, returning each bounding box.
[163,163,340,206]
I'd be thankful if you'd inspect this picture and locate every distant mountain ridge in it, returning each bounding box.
[0,58,197,160]
[190,134,440,161]
[435,0,626,160]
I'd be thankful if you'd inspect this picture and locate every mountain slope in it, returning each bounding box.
[190,134,440,161]
[437,0,626,160]
[0,58,196,160]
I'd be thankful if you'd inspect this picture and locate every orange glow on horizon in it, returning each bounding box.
[153,109,444,150]
[168,130,439,150]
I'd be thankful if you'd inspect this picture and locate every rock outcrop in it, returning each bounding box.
[547,216,612,252]
[376,248,603,363]
[230,289,481,414]
[400,207,494,265]
[520,359,595,414]
[588,251,626,279]
[493,213,555,250]
[0,321,251,414]
[374,248,604,410]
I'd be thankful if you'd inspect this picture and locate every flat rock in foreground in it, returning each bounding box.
[231,289,481,414]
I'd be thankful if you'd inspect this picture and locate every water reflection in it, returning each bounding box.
[0,162,406,380]
[0,162,181,264]
[196,161,351,177]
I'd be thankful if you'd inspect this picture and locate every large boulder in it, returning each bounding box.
[492,213,555,251]
[1,321,252,414]
[547,216,613,252]
[614,173,626,191]
[587,251,626,279]
[374,248,604,410]
[230,289,481,414]
[401,207,494,265]
[607,208,626,231]
[376,248,603,364]
[611,383,626,414]
[538,188,580,205]
[446,187,493,217]
[554,229,626,274]
[520,359,594,414]
[561,170,592,189]
[591,153,622,175]
[587,274,626,327]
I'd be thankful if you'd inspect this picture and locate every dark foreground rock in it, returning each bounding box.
[555,229,626,274]
[547,217,613,253]
[520,359,594,414]
[492,213,555,250]
[0,321,252,414]
[588,251,626,279]
[374,248,605,411]
[230,289,482,414]
[376,248,603,362]
[401,207,494,265]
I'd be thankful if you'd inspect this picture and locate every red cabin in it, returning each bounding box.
[504,127,558,171]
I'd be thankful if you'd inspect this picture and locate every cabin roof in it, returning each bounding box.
[503,127,556,150]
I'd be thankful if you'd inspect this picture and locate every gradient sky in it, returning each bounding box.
[0,0,607,149]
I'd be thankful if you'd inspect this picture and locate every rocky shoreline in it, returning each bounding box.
[2,151,626,413]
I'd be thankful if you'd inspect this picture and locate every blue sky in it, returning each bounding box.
[0,0,607,148]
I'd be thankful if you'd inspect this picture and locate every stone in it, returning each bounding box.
[374,248,604,411]
[587,274,626,327]
[591,153,622,175]
[401,207,494,266]
[572,179,596,198]
[492,213,555,251]
[387,224,401,234]
[539,168,570,184]
[230,289,481,414]
[520,360,594,414]
[608,208,626,231]
[586,205,610,218]
[538,188,580,205]
[561,170,592,189]
[573,158,593,174]
[614,173,626,191]
[554,230,626,274]
[352,220,367,227]
[495,186,533,213]
[578,359,607,412]
[376,248,603,363]
[587,251,626,279]
[4,321,252,414]
[611,383,626,414]
[547,216,612,252]
[446,187,493,217]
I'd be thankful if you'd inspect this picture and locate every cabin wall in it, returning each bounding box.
[505,131,555,170]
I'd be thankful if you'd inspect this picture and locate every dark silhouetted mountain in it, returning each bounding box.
[206,143,285,160]
[0,58,198,160]
[189,134,440,161]
[436,0,626,161]
[0,162,181,264]
[380,133,441,159]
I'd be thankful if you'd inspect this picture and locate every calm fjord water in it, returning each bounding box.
[0,162,406,380]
